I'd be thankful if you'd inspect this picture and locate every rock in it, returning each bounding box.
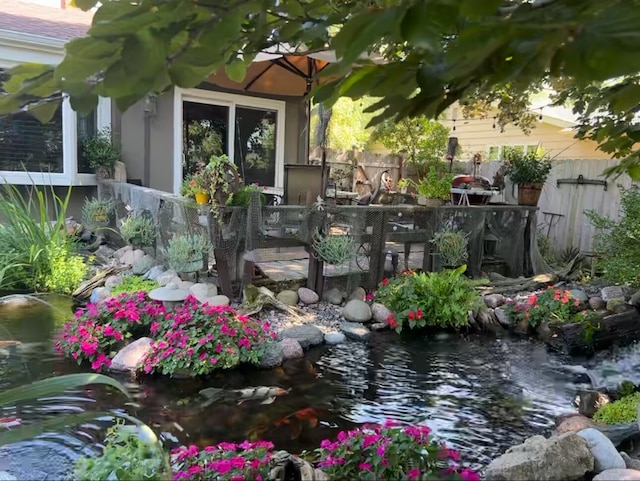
[89,287,111,304]
[95,245,115,261]
[340,321,371,341]
[348,287,367,302]
[132,255,156,275]
[190,282,218,301]
[324,332,346,345]
[110,337,153,372]
[259,342,284,369]
[203,295,230,307]
[120,249,136,266]
[476,305,503,332]
[0,472,16,481]
[178,280,195,290]
[143,265,166,281]
[577,428,625,473]
[484,294,506,308]
[594,469,640,480]
[276,290,299,306]
[556,415,596,434]
[576,390,610,418]
[589,296,606,310]
[156,270,179,286]
[621,453,640,471]
[279,338,304,359]
[536,321,552,341]
[104,274,123,288]
[297,287,319,305]
[555,412,584,427]
[570,289,589,303]
[601,286,627,302]
[114,245,132,261]
[607,298,627,313]
[371,322,388,331]
[342,300,372,323]
[494,307,511,328]
[630,290,640,309]
[279,325,324,349]
[148,287,189,303]
[0,295,42,309]
[165,280,180,290]
[323,287,343,305]
[371,303,392,323]
[485,433,594,481]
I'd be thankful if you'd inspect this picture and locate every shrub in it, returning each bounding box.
[313,421,479,480]
[41,242,89,294]
[171,441,275,481]
[374,266,478,332]
[587,186,640,286]
[74,422,171,481]
[111,276,159,295]
[55,292,166,371]
[504,287,584,328]
[120,214,156,246]
[593,392,640,424]
[142,296,277,376]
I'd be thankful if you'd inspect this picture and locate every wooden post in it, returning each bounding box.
[213,248,234,298]
[367,209,388,288]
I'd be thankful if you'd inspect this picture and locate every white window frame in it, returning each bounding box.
[487,144,541,160]
[0,32,111,186]
[173,87,286,196]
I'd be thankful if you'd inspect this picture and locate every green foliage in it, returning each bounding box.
[120,214,156,247]
[81,126,120,173]
[537,232,557,266]
[503,150,553,186]
[111,276,159,296]
[372,117,450,178]
[163,233,211,273]
[618,381,638,399]
[374,266,477,333]
[311,228,355,266]
[226,184,265,207]
[74,422,171,481]
[504,288,587,328]
[401,165,454,201]
[311,97,378,150]
[0,182,88,293]
[587,187,640,286]
[593,392,640,425]
[431,227,469,267]
[82,197,115,230]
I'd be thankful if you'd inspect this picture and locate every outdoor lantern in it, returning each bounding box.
[484,232,499,257]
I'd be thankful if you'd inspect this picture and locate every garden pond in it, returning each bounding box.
[0,295,638,478]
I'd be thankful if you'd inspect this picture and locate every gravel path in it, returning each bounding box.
[230,301,344,334]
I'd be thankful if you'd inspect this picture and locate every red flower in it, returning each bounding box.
[416,309,423,319]
[381,278,389,287]
[408,311,415,320]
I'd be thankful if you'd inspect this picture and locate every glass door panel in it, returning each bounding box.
[234,106,277,187]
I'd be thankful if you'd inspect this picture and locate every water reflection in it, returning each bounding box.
[0,296,585,476]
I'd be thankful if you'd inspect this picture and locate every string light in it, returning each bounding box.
[452,119,456,131]
[492,116,497,129]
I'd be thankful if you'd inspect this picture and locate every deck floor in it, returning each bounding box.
[255,244,426,282]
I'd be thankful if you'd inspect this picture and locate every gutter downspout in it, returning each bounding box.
[143,110,151,187]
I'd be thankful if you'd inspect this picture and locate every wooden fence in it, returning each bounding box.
[312,148,637,254]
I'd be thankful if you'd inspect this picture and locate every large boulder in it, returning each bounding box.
[190,282,218,301]
[576,390,610,418]
[90,287,111,304]
[371,303,392,323]
[323,287,343,305]
[340,322,371,342]
[143,265,166,281]
[279,339,303,359]
[110,337,154,372]
[279,325,324,349]
[484,294,506,308]
[259,342,284,369]
[556,415,597,434]
[594,469,640,480]
[342,300,372,323]
[297,287,319,305]
[485,433,594,481]
[276,290,299,306]
[348,287,367,302]
[156,270,179,287]
[577,428,625,473]
[132,255,157,275]
[601,286,627,302]
[324,332,346,345]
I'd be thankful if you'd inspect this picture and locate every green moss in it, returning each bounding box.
[111,276,159,295]
[593,392,640,424]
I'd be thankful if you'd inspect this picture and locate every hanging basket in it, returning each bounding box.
[517,183,543,206]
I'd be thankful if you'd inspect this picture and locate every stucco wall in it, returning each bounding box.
[116,87,306,195]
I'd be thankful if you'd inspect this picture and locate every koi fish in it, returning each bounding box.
[199,386,291,406]
[248,407,323,440]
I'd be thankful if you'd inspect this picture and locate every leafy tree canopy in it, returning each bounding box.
[1,0,640,178]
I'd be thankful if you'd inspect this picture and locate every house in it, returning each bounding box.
[439,103,612,162]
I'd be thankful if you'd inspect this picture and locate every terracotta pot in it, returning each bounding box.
[417,196,444,207]
[517,183,543,206]
[195,192,210,204]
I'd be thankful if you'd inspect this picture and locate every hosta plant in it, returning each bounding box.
[313,421,480,481]
[142,295,277,376]
[374,267,478,332]
[171,441,275,481]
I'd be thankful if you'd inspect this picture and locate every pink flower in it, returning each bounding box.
[210,357,218,364]
[150,322,161,334]
[359,462,372,471]
[80,341,98,356]
[362,434,379,448]
[376,444,386,456]
[460,468,481,481]
[407,468,421,480]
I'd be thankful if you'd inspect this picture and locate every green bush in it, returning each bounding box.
[0,182,88,293]
[374,266,478,332]
[73,423,171,481]
[593,392,640,424]
[587,187,640,286]
[111,276,159,295]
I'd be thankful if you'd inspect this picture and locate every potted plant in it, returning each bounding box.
[119,214,155,247]
[81,126,120,179]
[399,166,454,206]
[81,198,114,230]
[226,183,266,207]
[503,150,553,206]
[181,171,210,204]
[431,226,469,268]
[163,233,211,273]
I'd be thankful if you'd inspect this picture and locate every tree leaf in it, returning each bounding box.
[27,99,61,124]
[460,0,504,18]
[69,94,98,115]
[69,0,98,11]
[225,59,248,83]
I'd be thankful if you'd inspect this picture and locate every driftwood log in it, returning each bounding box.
[268,451,329,481]
[72,265,129,300]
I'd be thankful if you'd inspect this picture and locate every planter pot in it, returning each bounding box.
[418,196,445,207]
[517,183,543,206]
[195,192,210,204]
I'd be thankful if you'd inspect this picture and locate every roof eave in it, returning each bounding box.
[0,29,66,55]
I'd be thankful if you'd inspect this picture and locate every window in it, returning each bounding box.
[0,67,110,185]
[487,144,543,161]
[175,88,285,195]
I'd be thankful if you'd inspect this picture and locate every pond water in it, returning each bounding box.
[0,295,605,477]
